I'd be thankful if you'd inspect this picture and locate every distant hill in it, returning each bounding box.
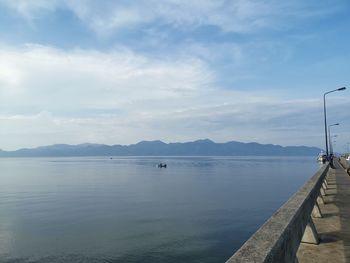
[0,139,321,157]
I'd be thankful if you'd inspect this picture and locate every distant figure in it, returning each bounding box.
[328,154,335,168]
[158,163,167,168]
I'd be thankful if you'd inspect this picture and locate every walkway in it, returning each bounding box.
[297,160,350,262]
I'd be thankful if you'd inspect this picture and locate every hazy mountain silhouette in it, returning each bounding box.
[0,139,321,157]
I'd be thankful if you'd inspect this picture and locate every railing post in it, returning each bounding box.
[322,181,327,189]
[317,195,324,205]
[301,218,319,244]
[311,203,322,218]
[323,178,329,189]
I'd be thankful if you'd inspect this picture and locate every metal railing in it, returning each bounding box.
[226,163,330,263]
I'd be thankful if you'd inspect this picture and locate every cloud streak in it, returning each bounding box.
[0,0,341,34]
[0,44,212,111]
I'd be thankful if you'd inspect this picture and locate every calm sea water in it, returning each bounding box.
[0,156,319,263]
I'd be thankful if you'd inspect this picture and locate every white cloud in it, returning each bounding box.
[0,0,59,18]
[0,44,215,149]
[0,0,340,33]
[0,43,349,150]
[68,1,343,34]
[0,44,212,111]
[2,87,347,151]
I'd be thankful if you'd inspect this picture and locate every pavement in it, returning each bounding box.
[297,160,350,262]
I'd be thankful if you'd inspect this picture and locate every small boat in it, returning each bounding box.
[158,163,167,168]
[346,155,350,161]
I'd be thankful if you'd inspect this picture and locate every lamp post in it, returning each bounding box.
[330,135,338,155]
[327,123,339,159]
[328,123,339,155]
[323,87,346,157]
[332,140,337,154]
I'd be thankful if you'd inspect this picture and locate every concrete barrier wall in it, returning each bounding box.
[339,157,350,175]
[226,163,329,263]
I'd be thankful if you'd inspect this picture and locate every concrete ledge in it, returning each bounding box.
[338,157,350,175]
[226,163,329,263]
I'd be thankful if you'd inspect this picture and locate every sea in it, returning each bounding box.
[0,156,320,263]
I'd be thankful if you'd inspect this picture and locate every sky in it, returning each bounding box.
[0,0,349,151]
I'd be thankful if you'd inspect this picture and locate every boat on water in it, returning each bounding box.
[158,163,167,168]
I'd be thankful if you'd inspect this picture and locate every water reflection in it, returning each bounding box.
[0,156,318,263]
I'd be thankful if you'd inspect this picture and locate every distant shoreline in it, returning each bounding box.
[0,139,321,157]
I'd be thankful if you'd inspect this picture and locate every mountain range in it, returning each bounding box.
[0,139,321,157]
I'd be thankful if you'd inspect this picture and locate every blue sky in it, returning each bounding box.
[0,0,349,151]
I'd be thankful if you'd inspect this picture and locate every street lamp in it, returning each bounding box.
[323,87,346,157]
[330,134,338,155]
[328,123,339,157]
[332,140,337,154]
[328,123,339,150]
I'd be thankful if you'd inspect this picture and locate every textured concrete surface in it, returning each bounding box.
[297,160,350,262]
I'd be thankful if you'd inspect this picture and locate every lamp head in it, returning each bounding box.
[338,87,346,91]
